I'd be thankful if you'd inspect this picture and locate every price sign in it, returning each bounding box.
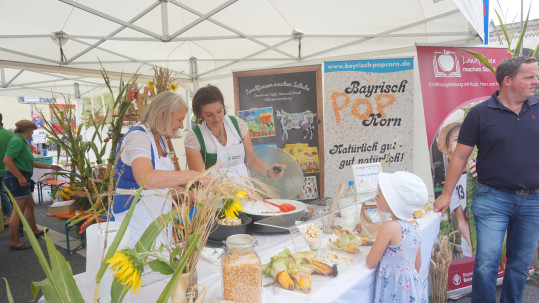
[33,129,47,144]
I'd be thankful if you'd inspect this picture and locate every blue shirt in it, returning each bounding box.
[458,91,539,189]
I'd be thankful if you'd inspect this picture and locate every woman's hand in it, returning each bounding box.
[267,163,286,179]
[18,176,28,188]
[50,165,62,171]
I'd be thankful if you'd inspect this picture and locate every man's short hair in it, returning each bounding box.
[496,56,537,86]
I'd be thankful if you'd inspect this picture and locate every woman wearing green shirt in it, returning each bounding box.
[3,120,61,250]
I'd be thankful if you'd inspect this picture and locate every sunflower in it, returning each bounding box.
[168,83,179,92]
[146,81,155,90]
[107,249,144,294]
[221,199,245,219]
[234,190,247,199]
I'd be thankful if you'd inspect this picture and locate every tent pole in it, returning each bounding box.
[1,68,5,88]
[160,0,169,39]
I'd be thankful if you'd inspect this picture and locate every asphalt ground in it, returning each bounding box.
[0,188,538,302]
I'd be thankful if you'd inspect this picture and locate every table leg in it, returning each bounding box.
[65,221,71,254]
[37,182,43,204]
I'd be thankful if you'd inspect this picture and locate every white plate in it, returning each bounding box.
[242,199,306,216]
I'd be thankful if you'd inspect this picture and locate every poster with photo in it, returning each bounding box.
[234,65,323,199]
[417,45,509,296]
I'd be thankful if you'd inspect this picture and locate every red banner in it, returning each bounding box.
[416,46,508,147]
[416,45,508,297]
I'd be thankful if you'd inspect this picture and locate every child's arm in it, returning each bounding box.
[366,221,400,269]
[415,247,422,273]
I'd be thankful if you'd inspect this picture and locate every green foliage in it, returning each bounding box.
[95,184,143,280]
[4,185,84,302]
[3,278,14,303]
[464,6,537,76]
[156,233,201,303]
[37,68,139,212]
[466,169,477,253]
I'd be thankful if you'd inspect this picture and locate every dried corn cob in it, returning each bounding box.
[312,261,338,277]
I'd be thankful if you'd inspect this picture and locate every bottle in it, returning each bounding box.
[340,181,357,207]
[340,181,357,230]
[221,234,262,303]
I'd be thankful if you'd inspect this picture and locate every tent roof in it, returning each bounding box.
[0,0,482,98]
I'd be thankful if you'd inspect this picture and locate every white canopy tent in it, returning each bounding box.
[0,0,484,98]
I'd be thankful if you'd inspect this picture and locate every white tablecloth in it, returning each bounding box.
[69,212,441,302]
[32,167,57,183]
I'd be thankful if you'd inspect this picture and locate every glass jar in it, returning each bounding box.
[221,234,261,303]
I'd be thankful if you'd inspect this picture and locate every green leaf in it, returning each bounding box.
[460,48,496,74]
[495,9,512,49]
[170,245,184,260]
[532,44,539,59]
[4,186,52,278]
[133,210,176,253]
[3,278,14,303]
[110,277,129,303]
[156,233,201,303]
[149,259,175,275]
[45,233,85,302]
[512,8,530,56]
[31,279,54,302]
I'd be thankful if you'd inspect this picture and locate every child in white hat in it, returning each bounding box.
[366,171,428,303]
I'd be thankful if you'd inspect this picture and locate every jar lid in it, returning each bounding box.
[225,234,254,250]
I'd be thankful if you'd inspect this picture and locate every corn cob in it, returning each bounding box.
[276,271,294,290]
[294,274,311,293]
[312,261,338,277]
[347,243,361,254]
[360,237,374,246]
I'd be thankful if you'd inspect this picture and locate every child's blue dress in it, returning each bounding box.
[374,220,425,303]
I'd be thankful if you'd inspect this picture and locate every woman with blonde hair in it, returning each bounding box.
[112,91,201,247]
[3,120,61,250]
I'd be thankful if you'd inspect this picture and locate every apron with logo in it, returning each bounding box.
[202,117,250,183]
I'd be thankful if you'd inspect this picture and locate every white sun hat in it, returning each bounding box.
[378,171,428,221]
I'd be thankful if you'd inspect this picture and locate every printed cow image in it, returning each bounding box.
[275,110,317,141]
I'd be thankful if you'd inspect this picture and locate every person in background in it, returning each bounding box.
[366,171,428,303]
[434,56,539,303]
[0,113,15,226]
[42,137,49,156]
[436,121,472,257]
[185,84,285,181]
[3,120,61,250]
[112,91,202,248]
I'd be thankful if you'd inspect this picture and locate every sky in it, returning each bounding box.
[489,0,539,25]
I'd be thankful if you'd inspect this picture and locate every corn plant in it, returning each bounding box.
[37,69,138,211]
[462,6,539,74]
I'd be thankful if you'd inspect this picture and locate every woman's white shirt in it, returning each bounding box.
[120,123,155,165]
[184,116,248,152]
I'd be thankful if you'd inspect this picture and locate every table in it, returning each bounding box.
[46,210,106,254]
[32,167,68,204]
[67,212,441,302]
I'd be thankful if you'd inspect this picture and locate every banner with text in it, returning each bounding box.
[323,58,414,197]
[416,45,508,297]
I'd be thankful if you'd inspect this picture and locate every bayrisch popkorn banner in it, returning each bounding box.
[323,58,414,197]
